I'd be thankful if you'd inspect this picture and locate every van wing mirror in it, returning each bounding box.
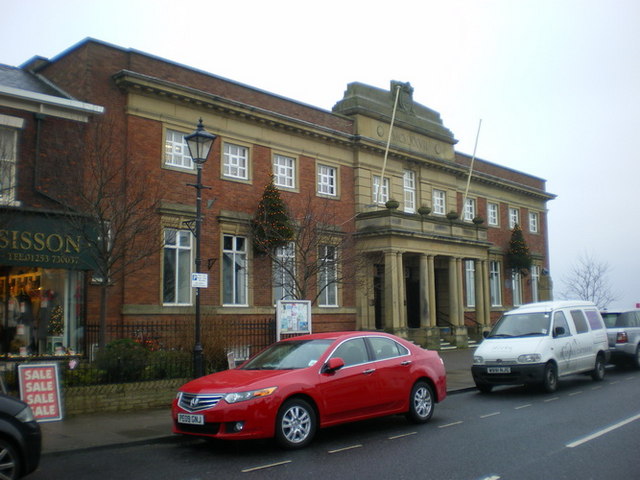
[553,326,565,337]
[322,357,345,374]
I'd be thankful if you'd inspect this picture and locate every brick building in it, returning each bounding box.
[0,38,555,358]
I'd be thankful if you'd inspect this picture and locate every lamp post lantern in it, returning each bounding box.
[185,119,216,378]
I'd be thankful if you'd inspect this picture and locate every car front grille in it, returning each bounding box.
[178,393,223,412]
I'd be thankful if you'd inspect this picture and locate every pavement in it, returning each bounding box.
[40,347,476,455]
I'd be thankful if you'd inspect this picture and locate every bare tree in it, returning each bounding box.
[47,117,164,348]
[560,253,617,309]
[253,192,363,305]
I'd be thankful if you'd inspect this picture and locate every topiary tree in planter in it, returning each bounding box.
[506,223,532,274]
[251,177,294,254]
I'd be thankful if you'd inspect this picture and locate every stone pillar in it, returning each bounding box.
[482,259,492,328]
[448,256,459,327]
[396,251,406,330]
[419,254,429,328]
[474,259,486,327]
[456,258,464,327]
[384,250,400,331]
[428,255,437,328]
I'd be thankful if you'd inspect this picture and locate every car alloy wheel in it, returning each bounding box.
[276,399,316,449]
[0,439,19,480]
[406,381,434,423]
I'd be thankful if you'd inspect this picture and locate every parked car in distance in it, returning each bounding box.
[601,309,640,369]
[0,394,41,479]
[172,331,447,449]
[472,301,609,393]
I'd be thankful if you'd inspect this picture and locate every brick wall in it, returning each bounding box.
[62,379,187,416]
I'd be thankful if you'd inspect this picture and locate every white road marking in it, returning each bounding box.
[566,413,640,448]
[242,460,292,472]
[514,404,532,410]
[328,444,363,453]
[480,412,501,418]
[438,421,463,428]
[388,432,417,440]
[544,397,559,402]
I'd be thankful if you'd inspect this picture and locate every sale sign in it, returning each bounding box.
[18,363,63,422]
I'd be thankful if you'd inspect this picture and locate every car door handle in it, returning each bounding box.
[362,369,376,375]
[401,361,412,366]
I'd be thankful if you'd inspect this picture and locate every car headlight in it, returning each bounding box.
[15,405,36,423]
[518,354,542,363]
[473,355,484,365]
[224,387,277,404]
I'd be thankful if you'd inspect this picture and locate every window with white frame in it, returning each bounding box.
[223,143,248,180]
[317,164,337,196]
[403,170,416,213]
[465,260,476,307]
[464,198,476,222]
[529,212,539,233]
[487,202,499,226]
[373,175,390,205]
[511,270,522,306]
[274,242,296,303]
[223,234,248,305]
[432,189,446,215]
[0,126,18,205]
[273,154,295,188]
[163,229,192,305]
[509,207,520,229]
[530,265,540,303]
[318,245,338,306]
[490,261,502,307]
[164,129,192,169]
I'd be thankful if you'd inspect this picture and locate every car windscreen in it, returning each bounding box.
[488,312,552,338]
[240,339,334,370]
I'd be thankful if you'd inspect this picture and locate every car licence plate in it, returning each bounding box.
[487,367,511,374]
[178,413,204,425]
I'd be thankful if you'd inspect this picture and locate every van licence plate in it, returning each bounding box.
[487,367,511,374]
[178,413,204,425]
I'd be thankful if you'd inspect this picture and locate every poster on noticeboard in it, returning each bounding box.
[276,300,311,340]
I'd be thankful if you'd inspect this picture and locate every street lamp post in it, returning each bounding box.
[185,119,216,378]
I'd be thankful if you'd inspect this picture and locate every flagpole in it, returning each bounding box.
[461,119,482,219]
[377,84,402,205]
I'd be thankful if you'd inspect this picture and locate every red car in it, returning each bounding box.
[172,331,447,448]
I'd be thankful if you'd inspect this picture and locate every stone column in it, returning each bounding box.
[396,251,406,330]
[419,254,429,328]
[474,259,486,327]
[428,255,437,328]
[384,250,400,331]
[448,256,459,327]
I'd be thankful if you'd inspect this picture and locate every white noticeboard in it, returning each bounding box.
[191,273,208,288]
[276,300,311,340]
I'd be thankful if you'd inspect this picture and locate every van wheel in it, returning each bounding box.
[591,354,606,381]
[541,362,558,393]
[475,382,493,394]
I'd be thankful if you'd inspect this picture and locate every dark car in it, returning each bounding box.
[0,394,41,479]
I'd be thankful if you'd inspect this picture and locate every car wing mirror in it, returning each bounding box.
[322,357,345,374]
[553,326,565,337]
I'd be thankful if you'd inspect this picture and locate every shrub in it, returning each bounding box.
[145,350,192,379]
[95,338,149,382]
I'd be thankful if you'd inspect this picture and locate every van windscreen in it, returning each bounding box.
[488,313,551,338]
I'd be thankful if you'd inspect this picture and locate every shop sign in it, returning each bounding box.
[0,212,98,270]
[18,363,63,422]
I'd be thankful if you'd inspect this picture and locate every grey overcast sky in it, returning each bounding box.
[4,0,639,309]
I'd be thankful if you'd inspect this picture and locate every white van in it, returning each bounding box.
[471,301,609,393]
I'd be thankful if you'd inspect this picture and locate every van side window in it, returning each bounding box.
[553,311,571,337]
[570,310,589,334]
[585,310,604,330]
